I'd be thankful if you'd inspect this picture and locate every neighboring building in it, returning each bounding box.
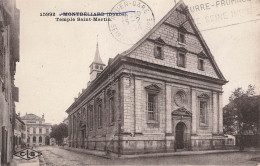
[21,113,52,146]
[14,113,26,150]
[0,0,20,164]
[62,118,69,145]
[66,1,227,154]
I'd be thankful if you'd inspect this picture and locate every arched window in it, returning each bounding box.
[33,136,36,143]
[39,136,42,143]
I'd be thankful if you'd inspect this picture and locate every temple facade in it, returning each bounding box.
[66,1,227,154]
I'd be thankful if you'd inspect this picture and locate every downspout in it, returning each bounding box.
[133,74,136,136]
[164,81,167,152]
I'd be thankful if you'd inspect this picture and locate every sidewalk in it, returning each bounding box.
[10,148,47,166]
[11,156,40,166]
[61,146,256,159]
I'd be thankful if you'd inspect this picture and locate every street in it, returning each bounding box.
[36,146,260,166]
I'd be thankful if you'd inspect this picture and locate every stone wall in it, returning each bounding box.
[127,7,219,79]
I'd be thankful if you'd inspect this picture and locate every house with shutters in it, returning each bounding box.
[65,1,228,154]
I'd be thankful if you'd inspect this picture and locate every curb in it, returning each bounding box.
[61,147,242,159]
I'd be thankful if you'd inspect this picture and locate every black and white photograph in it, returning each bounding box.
[0,0,260,165]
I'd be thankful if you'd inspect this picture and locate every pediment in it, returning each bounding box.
[177,46,188,53]
[178,25,187,33]
[198,93,210,99]
[172,107,192,117]
[79,120,86,127]
[154,37,166,45]
[198,51,207,59]
[145,84,161,93]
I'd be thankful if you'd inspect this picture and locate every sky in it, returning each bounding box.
[15,0,260,124]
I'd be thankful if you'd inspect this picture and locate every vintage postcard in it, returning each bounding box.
[0,0,260,165]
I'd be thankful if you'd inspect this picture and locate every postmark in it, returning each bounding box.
[108,0,155,45]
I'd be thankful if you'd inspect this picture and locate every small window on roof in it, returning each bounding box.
[154,45,164,59]
[178,32,185,44]
[177,52,186,68]
[198,59,204,71]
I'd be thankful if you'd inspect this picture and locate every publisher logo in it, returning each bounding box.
[14,148,42,160]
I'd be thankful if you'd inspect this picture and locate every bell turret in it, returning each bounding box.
[90,41,105,82]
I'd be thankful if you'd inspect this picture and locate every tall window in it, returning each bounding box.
[33,128,36,134]
[46,128,49,134]
[39,128,42,134]
[89,105,94,130]
[33,136,36,143]
[39,136,42,143]
[109,97,115,123]
[147,93,157,121]
[145,84,161,123]
[178,52,186,68]
[97,101,102,128]
[199,101,207,125]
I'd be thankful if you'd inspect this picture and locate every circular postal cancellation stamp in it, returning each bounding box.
[108,0,155,45]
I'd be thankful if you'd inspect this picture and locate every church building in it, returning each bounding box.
[66,1,228,154]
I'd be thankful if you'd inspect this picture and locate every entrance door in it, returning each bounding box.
[81,129,85,148]
[175,122,186,149]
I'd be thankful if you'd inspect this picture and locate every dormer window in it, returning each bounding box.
[178,25,187,44]
[178,32,185,44]
[154,37,165,59]
[198,59,204,71]
[177,52,186,68]
[155,46,163,59]
[95,64,98,69]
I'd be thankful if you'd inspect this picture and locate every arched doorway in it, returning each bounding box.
[45,136,50,145]
[175,122,186,149]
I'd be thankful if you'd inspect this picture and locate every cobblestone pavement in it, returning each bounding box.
[37,146,260,166]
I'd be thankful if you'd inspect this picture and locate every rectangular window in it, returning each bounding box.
[199,101,207,125]
[89,105,94,130]
[198,59,204,71]
[97,102,102,127]
[178,32,185,44]
[178,52,186,68]
[33,128,36,134]
[155,46,163,59]
[147,93,157,121]
[39,128,42,134]
[109,97,115,123]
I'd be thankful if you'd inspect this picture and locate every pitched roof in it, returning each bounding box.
[92,42,104,65]
[21,113,42,120]
[120,0,227,82]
